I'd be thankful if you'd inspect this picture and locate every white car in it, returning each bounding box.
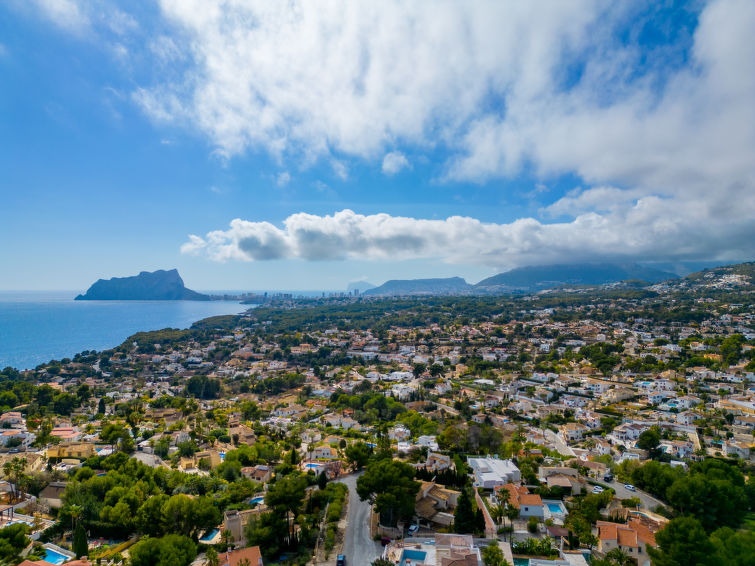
[625,484,636,491]
[592,485,604,494]
[408,524,419,536]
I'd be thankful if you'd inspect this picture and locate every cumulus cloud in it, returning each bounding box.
[181,203,755,268]
[382,151,410,175]
[131,2,754,198]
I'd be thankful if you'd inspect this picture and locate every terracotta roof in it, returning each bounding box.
[617,528,638,548]
[218,545,263,566]
[518,493,543,506]
[628,518,657,546]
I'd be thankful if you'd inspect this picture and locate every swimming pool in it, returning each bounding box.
[200,528,219,542]
[513,559,530,566]
[250,496,264,504]
[41,548,68,565]
[547,503,563,513]
[400,549,427,565]
[305,463,321,468]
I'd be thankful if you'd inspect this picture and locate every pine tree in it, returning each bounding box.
[317,471,328,490]
[453,485,476,534]
[73,522,88,558]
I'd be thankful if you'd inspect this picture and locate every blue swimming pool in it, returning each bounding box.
[400,549,427,565]
[250,496,264,504]
[547,503,563,513]
[304,463,321,468]
[513,559,530,566]
[199,528,219,542]
[42,548,68,565]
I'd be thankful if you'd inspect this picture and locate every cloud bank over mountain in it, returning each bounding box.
[181,203,754,270]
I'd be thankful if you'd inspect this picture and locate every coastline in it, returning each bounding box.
[0,295,248,371]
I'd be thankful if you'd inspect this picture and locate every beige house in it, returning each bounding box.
[48,442,95,460]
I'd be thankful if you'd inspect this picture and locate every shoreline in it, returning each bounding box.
[0,299,248,371]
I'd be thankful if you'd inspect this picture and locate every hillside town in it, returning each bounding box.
[0,266,753,566]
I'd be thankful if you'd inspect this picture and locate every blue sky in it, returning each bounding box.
[1,1,753,291]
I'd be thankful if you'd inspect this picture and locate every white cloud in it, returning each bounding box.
[135,2,755,202]
[331,160,348,181]
[276,171,291,187]
[139,0,602,163]
[32,0,90,34]
[382,151,410,175]
[181,202,755,268]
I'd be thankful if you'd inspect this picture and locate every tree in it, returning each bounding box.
[73,522,88,559]
[0,524,30,563]
[100,423,133,453]
[371,559,394,566]
[637,426,661,458]
[357,459,419,527]
[648,516,714,566]
[135,494,168,537]
[2,457,26,503]
[317,471,328,490]
[709,526,755,565]
[453,485,477,534]
[163,495,221,539]
[344,441,370,471]
[481,540,511,566]
[129,534,197,566]
[265,475,307,543]
[205,547,219,566]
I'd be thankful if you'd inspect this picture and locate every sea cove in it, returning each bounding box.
[0,292,247,370]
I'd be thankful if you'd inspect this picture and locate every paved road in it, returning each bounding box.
[337,474,382,566]
[605,480,663,510]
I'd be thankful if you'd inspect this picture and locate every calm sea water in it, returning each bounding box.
[0,292,248,370]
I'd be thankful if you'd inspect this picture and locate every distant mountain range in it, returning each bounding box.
[75,269,210,301]
[362,263,680,296]
[475,263,676,291]
[363,277,472,296]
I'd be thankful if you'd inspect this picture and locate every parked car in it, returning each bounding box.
[625,484,636,491]
[408,524,419,536]
[592,485,604,494]
[336,555,346,566]
[603,473,614,482]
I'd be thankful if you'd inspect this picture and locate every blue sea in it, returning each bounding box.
[0,292,248,370]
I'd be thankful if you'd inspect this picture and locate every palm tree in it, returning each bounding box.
[490,503,505,528]
[69,504,83,532]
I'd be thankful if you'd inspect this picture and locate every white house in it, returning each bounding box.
[467,457,521,488]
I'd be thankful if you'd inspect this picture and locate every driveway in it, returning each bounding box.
[544,429,576,457]
[605,479,664,510]
[336,474,382,566]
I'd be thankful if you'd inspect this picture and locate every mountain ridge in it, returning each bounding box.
[475,262,677,291]
[75,269,211,301]
[363,277,471,296]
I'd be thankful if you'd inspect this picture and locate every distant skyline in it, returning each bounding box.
[2,1,754,291]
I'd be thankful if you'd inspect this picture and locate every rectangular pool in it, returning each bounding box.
[547,503,563,513]
[200,528,219,542]
[42,549,68,565]
[400,549,427,565]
